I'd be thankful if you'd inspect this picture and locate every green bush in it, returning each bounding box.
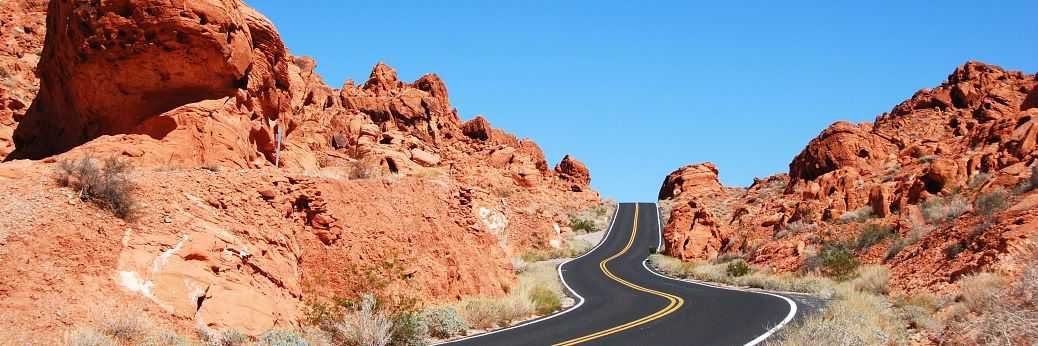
[569,217,598,234]
[726,260,751,277]
[528,285,561,315]
[389,311,429,346]
[820,245,859,280]
[421,307,467,339]
[974,189,1009,217]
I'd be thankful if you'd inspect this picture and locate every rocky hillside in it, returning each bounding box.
[0,0,600,340]
[660,62,1038,295]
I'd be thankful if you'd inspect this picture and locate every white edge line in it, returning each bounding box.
[645,202,797,346]
[437,202,622,345]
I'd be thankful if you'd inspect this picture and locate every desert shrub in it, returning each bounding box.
[853,224,892,251]
[974,188,1009,217]
[945,242,1038,345]
[196,326,248,346]
[725,260,751,277]
[944,242,966,259]
[569,217,597,234]
[55,156,138,219]
[458,298,500,330]
[959,273,1005,312]
[775,221,817,239]
[772,285,906,345]
[348,160,378,180]
[333,294,394,346]
[819,245,859,281]
[421,307,467,339]
[922,195,969,224]
[528,285,562,315]
[569,202,616,234]
[648,254,691,277]
[851,265,889,295]
[884,223,934,260]
[838,206,874,224]
[256,331,307,346]
[97,308,152,343]
[918,155,938,163]
[1015,165,1038,194]
[968,172,992,189]
[141,330,189,346]
[521,238,594,261]
[66,328,115,346]
[389,311,429,346]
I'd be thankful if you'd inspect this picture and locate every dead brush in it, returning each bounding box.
[55,155,139,219]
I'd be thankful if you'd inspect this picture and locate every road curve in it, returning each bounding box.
[444,202,798,346]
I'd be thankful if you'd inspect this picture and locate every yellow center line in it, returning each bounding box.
[552,204,685,346]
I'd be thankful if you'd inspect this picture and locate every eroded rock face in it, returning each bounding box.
[658,162,723,200]
[0,0,46,159]
[788,121,896,182]
[10,0,289,159]
[554,154,591,191]
[661,62,1038,294]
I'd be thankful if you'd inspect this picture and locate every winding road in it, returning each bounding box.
[445,202,801,346]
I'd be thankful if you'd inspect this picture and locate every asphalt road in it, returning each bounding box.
[445,202,800,346]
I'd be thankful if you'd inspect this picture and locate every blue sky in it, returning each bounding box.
[250,0,1038,202]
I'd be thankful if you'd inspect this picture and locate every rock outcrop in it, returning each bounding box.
[0,0,46,159]
[658,162,723,200]
[661,62,1038,295]
[0,0,602,339]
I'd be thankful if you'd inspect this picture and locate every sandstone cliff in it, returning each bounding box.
[660,62,1038,295]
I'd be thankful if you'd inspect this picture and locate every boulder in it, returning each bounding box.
[554,155,591,191]
[658,162,723,200]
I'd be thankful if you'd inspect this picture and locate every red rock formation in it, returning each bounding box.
[0,0,602,339]
[555,154,591,191]
[661,62,1038,294]
[658,162,723,200]
[10,0,293,160]
[0,0,46,159]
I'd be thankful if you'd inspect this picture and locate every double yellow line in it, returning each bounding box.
[553,204,685,346]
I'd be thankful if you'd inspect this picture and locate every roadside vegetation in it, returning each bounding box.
[650,238,1038,345]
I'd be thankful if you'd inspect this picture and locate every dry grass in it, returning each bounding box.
[455,261,565,331]
[885,223,934,260]
[974,188,1010,217]
[520,238,593,262]
[959,272,1006,312]
[775,221,817,239]
[922,195,969,224]
[647,255,908,345]
[838,206,874,224]
[771,285,907,346]
[331,294,394,346]
[66,328,115,346]
[850,265,889,295]
[648,255,835,294]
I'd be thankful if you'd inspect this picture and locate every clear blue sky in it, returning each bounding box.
[250,0,1037,202]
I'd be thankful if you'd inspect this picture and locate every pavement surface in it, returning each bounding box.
[445,202,806,346]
